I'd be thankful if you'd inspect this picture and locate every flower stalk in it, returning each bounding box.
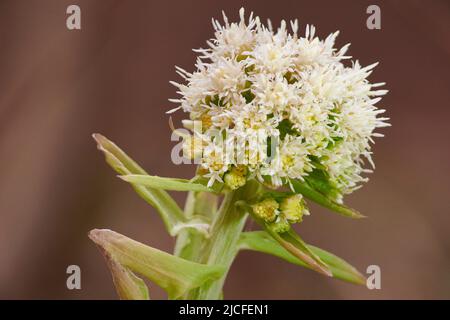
[191,180,262,299]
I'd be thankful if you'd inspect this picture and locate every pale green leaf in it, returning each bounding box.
[174,191,218,261]
[89,229,225,300]
[238,231,366,285]
[93,134,208,236]
[104,255,150,300]
[265,227,332,277]
[120,174,215,193]
[246,204,331,277]
[291,179,365,219]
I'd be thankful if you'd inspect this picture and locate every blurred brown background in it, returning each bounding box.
[0,0,449,299]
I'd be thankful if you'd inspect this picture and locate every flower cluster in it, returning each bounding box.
[170,8,389,197]
[252,193,309,233]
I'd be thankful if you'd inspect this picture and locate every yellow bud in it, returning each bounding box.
[251,198,279,222]
[269,216,291,233]
[280,194,308,223]
[224,172,246,190]
[224,165,248,190]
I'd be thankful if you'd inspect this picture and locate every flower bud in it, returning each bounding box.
[251,198,279,222]
[224,165,247,190]
[280,194,309,223]
[269,216,291,233]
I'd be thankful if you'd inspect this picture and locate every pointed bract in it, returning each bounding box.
[89,229,225,299]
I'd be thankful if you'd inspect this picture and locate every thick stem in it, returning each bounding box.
[173,191,197,259]
[192,180,261,300]
[174,191,218,261]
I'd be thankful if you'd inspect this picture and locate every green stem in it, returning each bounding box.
[174,191,218,262]
[191,180,261,300]
[173,191,198,259]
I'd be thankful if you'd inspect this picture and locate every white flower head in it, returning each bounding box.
[170,8,389,193]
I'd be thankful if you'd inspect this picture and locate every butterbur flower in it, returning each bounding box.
[170,8,389,195]
[90,8,387,300]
